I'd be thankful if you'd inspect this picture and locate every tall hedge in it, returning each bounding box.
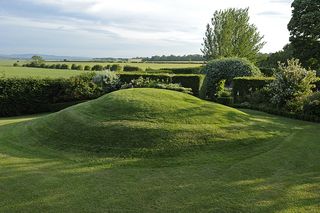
[0,74,102,116]
[233,77,275,103]
[160,67,203,74]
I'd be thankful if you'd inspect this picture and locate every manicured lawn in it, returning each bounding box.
[0,89,319,212]
[0,60,202,79]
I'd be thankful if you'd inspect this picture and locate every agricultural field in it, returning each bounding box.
[0,89,319,212]
[0,60,202,79]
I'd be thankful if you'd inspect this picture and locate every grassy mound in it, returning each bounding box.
[3,88,254,156]
[0,88,319,211]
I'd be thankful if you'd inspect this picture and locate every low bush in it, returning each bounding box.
[216,97,234,106]
[110,64,122,72]
[61,64,70,69]
[84,65,91,71]
[118,73,204,97]
[123,66,143,72]
[121,77,192,94]
[93,71,121,93]
[92,65,104,71]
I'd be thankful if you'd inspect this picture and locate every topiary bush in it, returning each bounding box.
[203,57,261,99]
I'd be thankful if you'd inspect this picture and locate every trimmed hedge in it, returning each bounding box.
[233,77,275,103]
[0,75,102,116]
[234,103,320,123]
[160,67,203,74]
[118,73,205,96]
[172,75,205,96]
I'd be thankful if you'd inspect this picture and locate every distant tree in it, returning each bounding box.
[202,8,265,63]
[31,55,45,66]
[288,0,320,70]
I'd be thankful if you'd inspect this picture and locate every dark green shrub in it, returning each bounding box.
[110,64,122,72]
[303,92,320,117]
[259,67,275,77]
[55,64,62,69]
[315,78,320,91]
[84,65,91,71]
[233,77,274,103]
[216,97,234,106]
[203,57,261,99]
[104,65,111,70]
[92,65,104,71]
[77,65,83,70]
[61,64,70,69]
[71,64,78,70]
[49,64,56,69]
[13,63,19,67]
[123,66,143,72]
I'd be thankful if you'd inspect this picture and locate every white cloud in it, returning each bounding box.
[1,0,294,56]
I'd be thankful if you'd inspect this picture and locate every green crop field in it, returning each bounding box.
[0,88,319,212]
[0,60,202,79]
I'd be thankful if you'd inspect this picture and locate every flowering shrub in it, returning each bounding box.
[269,59,317,112]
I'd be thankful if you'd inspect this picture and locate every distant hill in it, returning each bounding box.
[0,54,91,61]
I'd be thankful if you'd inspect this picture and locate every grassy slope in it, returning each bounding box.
[0,60,201,78]
[0,89,319,212]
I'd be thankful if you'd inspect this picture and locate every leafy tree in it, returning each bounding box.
[202,8,265,62]
[288,0,320,70]
[258,44,294,69]
[269,59,317,112]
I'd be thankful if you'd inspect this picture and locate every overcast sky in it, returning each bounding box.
[0,0,293,57]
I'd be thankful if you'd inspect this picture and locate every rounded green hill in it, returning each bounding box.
[5,88,251,156]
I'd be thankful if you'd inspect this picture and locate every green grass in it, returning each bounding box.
[0,88,319,212]
[0,60,202,78]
